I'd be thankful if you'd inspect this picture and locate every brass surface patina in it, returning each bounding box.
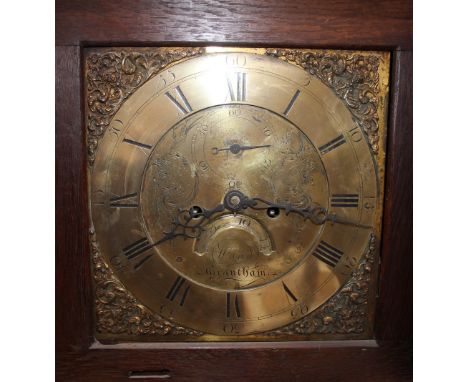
[86,47,390,341]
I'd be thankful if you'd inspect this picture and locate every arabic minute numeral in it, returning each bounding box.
[290,302,308,318]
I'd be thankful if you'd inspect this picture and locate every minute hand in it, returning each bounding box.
[237,144,271,151]
[212,144,271,155]
[245,196,372,229]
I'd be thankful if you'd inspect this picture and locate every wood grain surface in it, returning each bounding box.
[56,46,92,352]
[57,342,412,381]
[376,50,413,341]
[56,0,412,49]
[56,0,412,380]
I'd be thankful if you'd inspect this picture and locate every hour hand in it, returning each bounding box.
[211,143,271,155]
[148,203,226,249]
[227,191,372,229]
[321,213,373,229]
[287,203,372,229]
[263,198,371,228]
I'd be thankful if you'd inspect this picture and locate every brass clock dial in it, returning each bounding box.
[90,50,383,336]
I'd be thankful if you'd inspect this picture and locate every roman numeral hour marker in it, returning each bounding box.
[313,241,344,268]
[227,72,247,102]
[282,281,298,302]
[109,192,139,208]
[165,85,193,115]
[122,138,152,150]
[319,134,346,155]
[226,292,241,318]
[166,276,190,306]
[283,90,300,116]
[122,237,153,270]
[331,194,359,208]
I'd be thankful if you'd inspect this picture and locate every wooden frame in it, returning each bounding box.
[56,1,412,380]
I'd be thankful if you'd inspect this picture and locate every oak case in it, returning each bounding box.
[56,1,412,380]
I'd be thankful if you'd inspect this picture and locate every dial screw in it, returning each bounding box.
[267,207,280,218]
[224,190,246,211]
[189,205,203,218]
[230,195,241,206]
[229,143,241,154]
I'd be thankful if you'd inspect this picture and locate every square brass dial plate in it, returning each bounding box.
[85,47,390,343]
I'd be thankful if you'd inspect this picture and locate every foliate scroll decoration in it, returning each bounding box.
[267,234,376,336]
[90,228,203,337]
[86,48,203,166]
[266,49,382,154]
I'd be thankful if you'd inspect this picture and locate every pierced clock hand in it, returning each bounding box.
[211,143,271,155]
[320,213,373,229]
[147,203,226,250]
[222,190,372,229]
[123,203,226,269]
[147,188,370,253]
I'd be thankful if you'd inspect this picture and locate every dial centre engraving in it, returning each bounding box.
[140,104,329,291]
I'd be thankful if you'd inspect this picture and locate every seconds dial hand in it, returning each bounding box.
[211,143,271,155]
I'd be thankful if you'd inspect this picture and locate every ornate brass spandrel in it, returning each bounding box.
[86,47,203,166]
[266,48,388,155]
[266,234,376,336]
[90,228,203,337]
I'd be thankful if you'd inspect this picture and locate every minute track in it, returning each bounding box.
[88,49,386,336]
